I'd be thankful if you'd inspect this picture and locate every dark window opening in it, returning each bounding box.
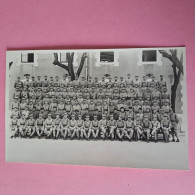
[142,50,157,62]
[100,52,114,63]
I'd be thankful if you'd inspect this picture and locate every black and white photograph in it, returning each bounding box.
[5,47,188,169]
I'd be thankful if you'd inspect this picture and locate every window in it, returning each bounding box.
[100,52,114,63]
[21,53,34,63]
[142,50,157,62]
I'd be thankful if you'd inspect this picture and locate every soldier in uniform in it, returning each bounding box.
[26,114,36,137]
[60,113,70,139]
[99,114,108,140]
[42,75,49,87]
[14,76,23,89]
[11,107,20,119]
[157,75,167,90]
[76,114,85,139]
[91,115,99,139]
[116,115,125,141]
[83,115,92,140]
[125,115,134,141]
[21,106,30,119]
[134,115,144,141]
[133,75,140,87]
[69,115,79,139]
[18,113,27,138]
[44,113,53,138]
[65,99,72,118]
[72,100,81,119]
[11,97,20,110]
[107,114,116,140]
[126,74,132,88]
[161,115,171,143]
[57,100,65,119]
[23,74,31,88]
[35,113,45,138]
[52,113,61,139]
[170,109,180,142]
[151,116,161,142]
[142,115,152,142]
[36,76,42,87]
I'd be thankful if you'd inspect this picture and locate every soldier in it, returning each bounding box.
[11,107,20,119]
[36,76,42,87]
[141,76,148,87]
[93,77,100,88]
[42,75,49,87]
[107,114,116,140]
[72,100,81,119]
[10,115,18,138]
[88,99,96,119]
[91,115,99,139]
[116,115,125,141]
[23,74,31,88]
[21,106,30,119]
[83,115,92,140]
[52,113,61,139]
[151,116,161,142]
[133,75,140,87]
[170,109,180,142]
[11,97,20,110]
[161,115,171,143]
[44,113,53,138]
[60,113,70,139]
[13,86,21,99]
[17,114,27,138]
[35,113,45,138]
[60,74,68,87]
[26,114,36,137]
[54,76,60,87]
[126,74,132,88]
[157,75,166,90]
[134,115,144,141]
[99,114,108,139]
[65,99,72,118]
[19,98,27,115]
[57,100,65,119]
[125,115,134,141]
[14,76,23,89]
[80,76,87,88]
[119,76,126,87]
[21,86,28,100]
[69,115,79,139]
[76,114,84,139]
[29,76,36,87]
[142,115,152,142]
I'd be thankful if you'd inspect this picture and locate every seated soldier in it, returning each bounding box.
[34,99,43,119]
[22,106,30,119]
[125,115,134,141]
[99,114,108,139]
[142,115,152,143]
[69,114,79,139]
[10,115,18,138]
[26,114,36,138]
[35,113,45,138]
[161,115,171,143]
[21,86,28,100]
[134,115,144,141]
[13,87,21,99]
[72,100,81,120]
[11,97,20,110]
[57,100,65,119]
[52,113,61,139]
[11,107,20,119]
[76,114,84,139]
[17,113,27,138]
[170,109,180,142]
[91,115,100,139]
[126,106,135,120]
[116,115,126,141]
[151,116,161,142]
[107,114,117,140]
[83,115,92,140]
[119,107,126,121]
[64,99,72,118]
[19,98,27,115]
[60,113,70,139]
[44,113,53,138]
[42,100,50,119]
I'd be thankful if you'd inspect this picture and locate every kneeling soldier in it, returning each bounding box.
[125,115,134,141]
[116,115,125,141]
[52,113,61,139]
[91,115,99,139]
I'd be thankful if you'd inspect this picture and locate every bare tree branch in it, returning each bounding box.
[76,52,87,77]
[53,53,69,73]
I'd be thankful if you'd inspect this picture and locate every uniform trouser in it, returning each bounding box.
[116,127,125,139]
[70,127,80,138]
[36,126,44,137]
[143,128,151,140]
[100,126,107,138]
[26,126,35,136]
[80,128,88,138]
[125,128,134,139]
[135,126,143,139]
[45,126,53,137]
[161,127,170,142]
[52,126,60,137]
[151,128,160,140]
[91,127,99,138]
[19,125,26,136]
[109,126,116,139]
[11,125,18,137]
[60,126,69,138]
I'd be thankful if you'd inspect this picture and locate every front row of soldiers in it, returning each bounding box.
[10,111,180,143]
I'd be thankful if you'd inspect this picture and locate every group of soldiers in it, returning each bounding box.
[10,73,180,143]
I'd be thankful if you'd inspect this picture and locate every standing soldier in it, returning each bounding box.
[91,115,100,139]
[151,116,161,142]
[170,109,180,142]
[161,115,171,143]
[125,115,134,141]
[157,75,167,90]
[42,75,49,87]
[126,74,132,88]
[52,113,61,139]
[60,113,70,139]
[36,76,42,87]
[116,115,125,141]
[14,76,23,89]
[133,75,140,87]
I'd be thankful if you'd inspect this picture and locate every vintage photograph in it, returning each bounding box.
[5,47,188,169]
